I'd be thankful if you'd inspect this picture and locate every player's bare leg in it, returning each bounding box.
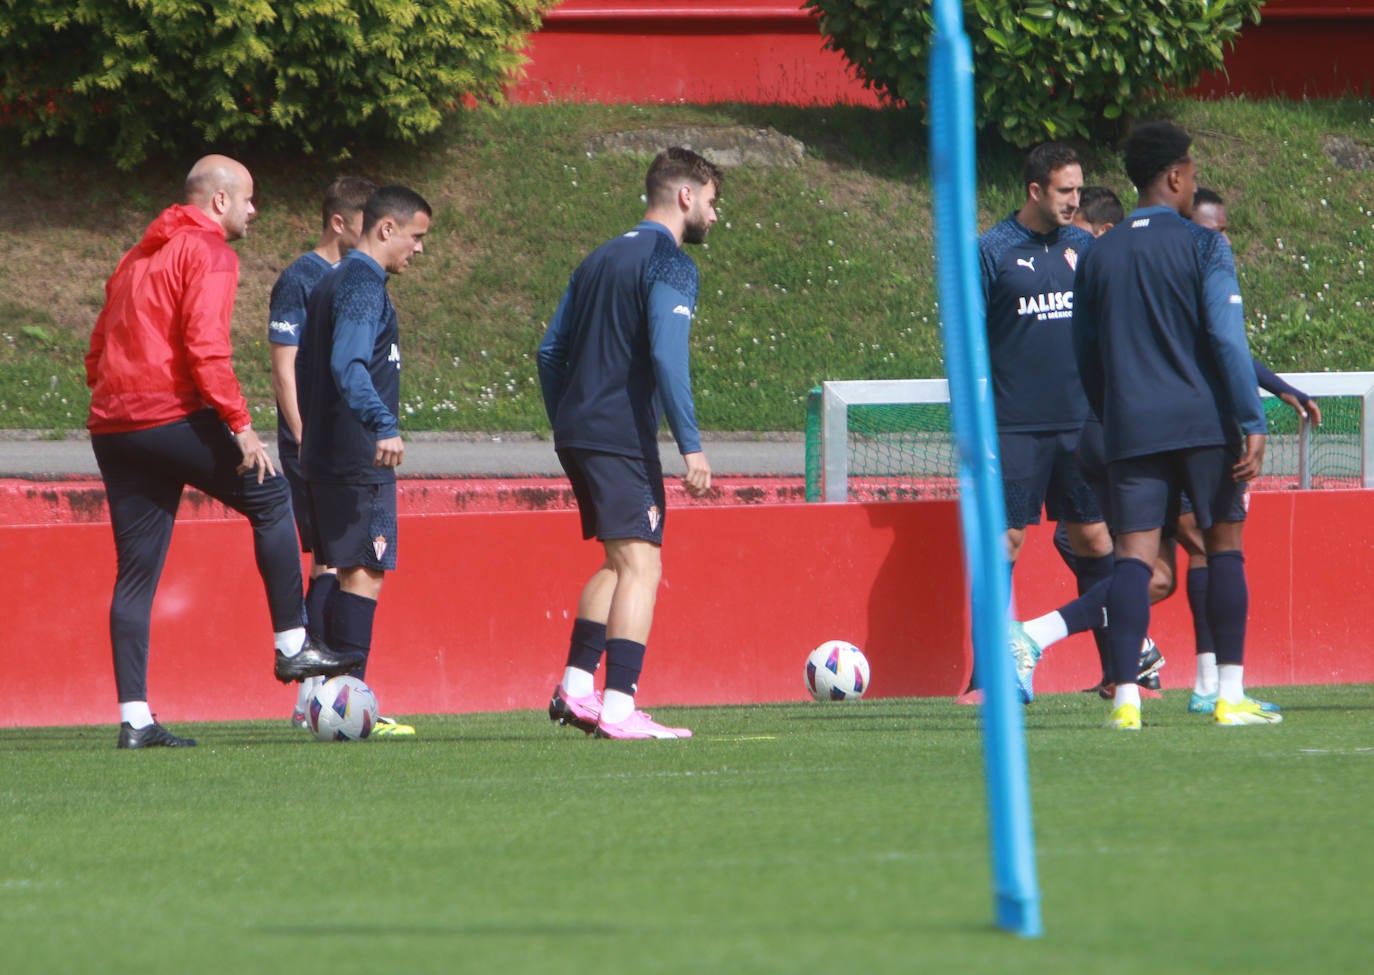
[592,539,690,739]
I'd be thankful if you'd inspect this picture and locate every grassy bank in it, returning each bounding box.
[2,98,1372,433]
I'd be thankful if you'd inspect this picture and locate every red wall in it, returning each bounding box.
[510,1,882,106]
[2,499,967,728]
[510,1,1374,107]
[6,486,1373,728]
[1192,1,1374,98]
[1014,491,1374,695]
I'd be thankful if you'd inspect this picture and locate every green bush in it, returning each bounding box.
[804,0,1263,145]
[0,0,553,168]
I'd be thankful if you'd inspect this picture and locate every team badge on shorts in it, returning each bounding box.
[1064,247,1078,272]
[373,534,388,560]
[647,506,661,533]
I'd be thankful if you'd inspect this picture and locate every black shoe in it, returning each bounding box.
[1137,639,1165,685]
[118,721,197,749]
[274,637,365,683]
[1089,641,1166,698]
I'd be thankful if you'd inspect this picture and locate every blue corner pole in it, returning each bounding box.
[928,0,1042,938]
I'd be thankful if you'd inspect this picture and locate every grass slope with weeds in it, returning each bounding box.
[1,98,1372,433]
[2,685,1371,973]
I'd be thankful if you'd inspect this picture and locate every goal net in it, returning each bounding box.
[805,374,1374,503]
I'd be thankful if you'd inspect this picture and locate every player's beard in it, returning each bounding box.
[682,215,710,245]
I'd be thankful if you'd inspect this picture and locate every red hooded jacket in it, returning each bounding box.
[86,204,252,435]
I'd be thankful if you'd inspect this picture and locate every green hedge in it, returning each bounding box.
[804,0,1263,145]
[0,0,553,168]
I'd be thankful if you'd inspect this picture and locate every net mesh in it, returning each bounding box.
[805,389,1363,501]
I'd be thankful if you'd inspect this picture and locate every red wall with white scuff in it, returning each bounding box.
[5,484,1373,728]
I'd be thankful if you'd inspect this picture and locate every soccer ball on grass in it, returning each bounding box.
[805,640,871,701]
[309,676,379,741]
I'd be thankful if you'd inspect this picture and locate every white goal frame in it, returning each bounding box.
[818,373,1374,503]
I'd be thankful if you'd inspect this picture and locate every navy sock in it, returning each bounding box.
[604,638,647,696]
[331,590,377,681]
[1052,522,1077,575]
[1186,566,1213,654]
[1075,551,1115,594]
[1074,552,1115,679]
[566,618,607,674]
[1058,576,1110,636]
[304,573,340,645]
[1206,551,1248,666]
[1104,558,1152,685]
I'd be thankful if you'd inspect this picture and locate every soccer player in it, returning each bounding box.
[269,176,376,729]
[538,147,721,740]
[1024,184,1165,697]
[86,155,364,749]
[1072,185,1125,237]
[1169,188,1319,715]
[967,143,1114,704]
[1072,122,1276,730]
[296,185,432,738]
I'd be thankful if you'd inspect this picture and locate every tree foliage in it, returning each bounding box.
[0,0,554,167]
[804,0,1264,145]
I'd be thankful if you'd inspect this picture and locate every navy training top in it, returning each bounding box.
[536,221,702,459]
[1072,205,1265,463]
[978,215,1096,433]
[267,250,334,448]
[297,249,401,485]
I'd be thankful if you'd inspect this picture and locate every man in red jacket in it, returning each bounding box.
[86,154,363,750]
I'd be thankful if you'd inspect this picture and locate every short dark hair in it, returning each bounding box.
[1122,122,1193,192]
[362,185,432,233]
[1023,142,1081,189]
[1078,186,1124,227]
[321,177,377,232]
[646,147,724,208]
[1193,186,1224,207]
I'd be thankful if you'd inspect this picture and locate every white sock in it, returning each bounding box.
[562,666,596,698]
[274,627,307,657]
[1023,612,1069,650]
[120,701,154,729]
[601,689,635,724]
[1218,664,1245,704]
[1113,683,1141,709]
[295,675,323,711]
[1194,652,1219,696]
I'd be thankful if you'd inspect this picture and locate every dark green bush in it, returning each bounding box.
[804,0,1263,145]
[0,0,553,168]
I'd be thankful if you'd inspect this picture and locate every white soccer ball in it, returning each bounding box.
[309,676,379,742]
[805,640,871,701]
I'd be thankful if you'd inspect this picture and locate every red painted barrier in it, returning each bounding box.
[1009,490,1374,695]
[3,498,967,728]
[6,483,1374,729]
[510,0,1374,107]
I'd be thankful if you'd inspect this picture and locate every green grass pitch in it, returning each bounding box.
[3,685,1371,973]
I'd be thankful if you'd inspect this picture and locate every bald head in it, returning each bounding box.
[185,155,256,240]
